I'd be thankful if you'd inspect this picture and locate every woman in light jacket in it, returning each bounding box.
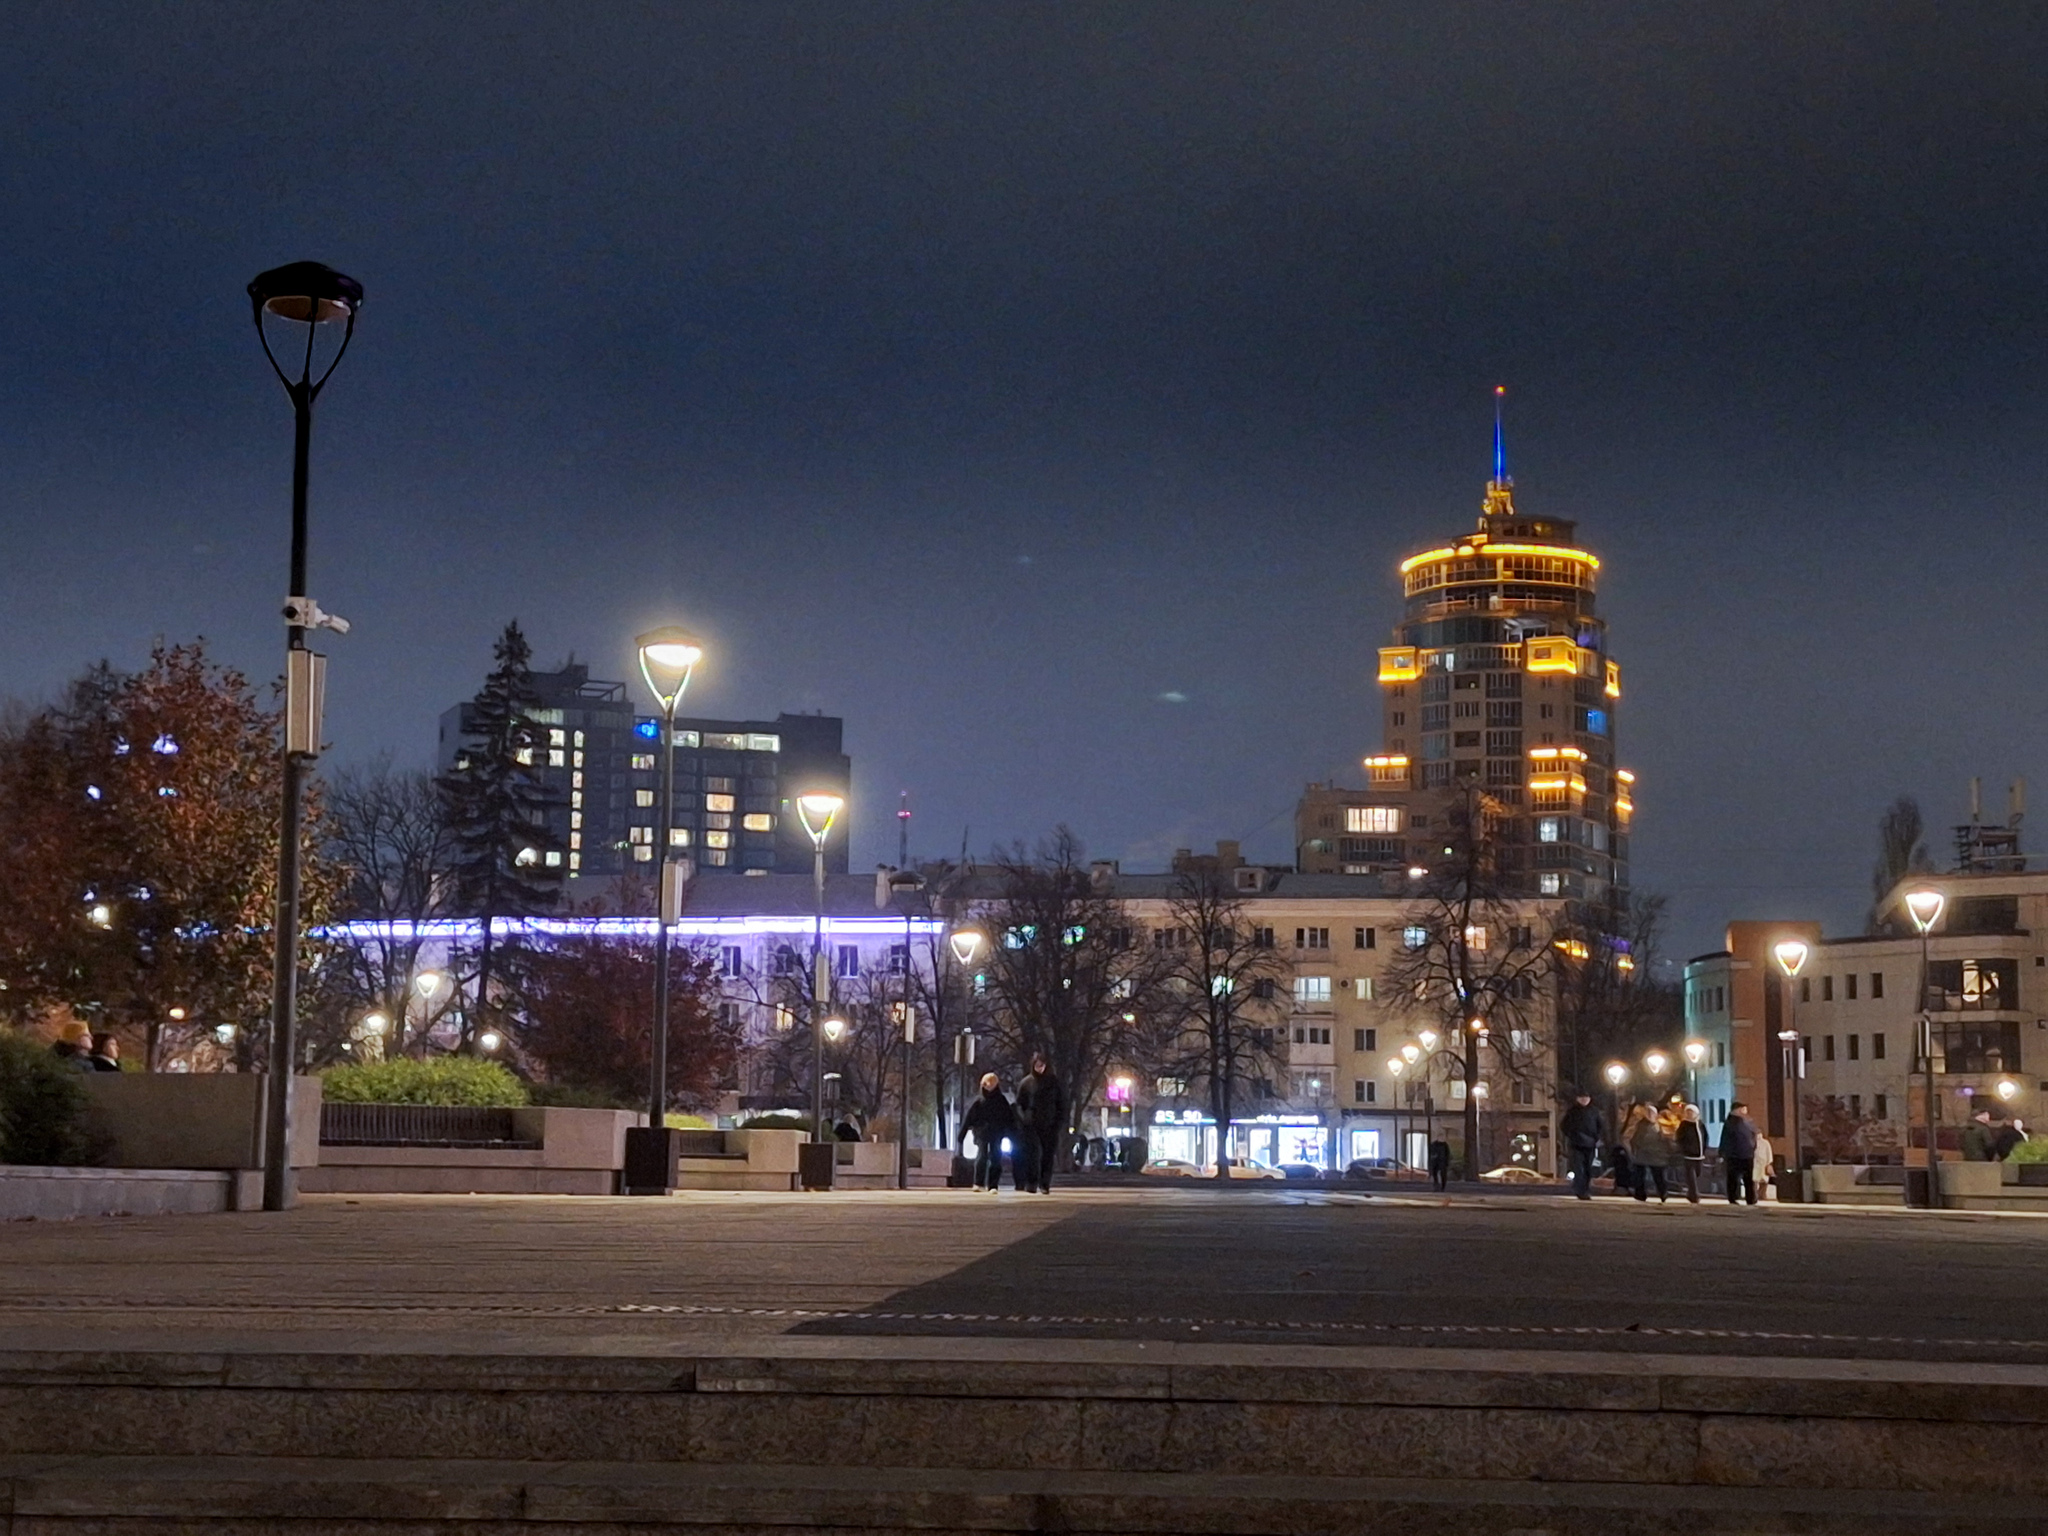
[1624,1103,1673,1203]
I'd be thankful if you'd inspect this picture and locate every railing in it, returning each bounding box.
[319,1103,535,1148]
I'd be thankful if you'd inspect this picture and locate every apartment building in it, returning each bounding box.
[1298,411,1636,905]
[1686,872,2048,1163]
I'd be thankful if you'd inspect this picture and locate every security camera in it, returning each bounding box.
[282,596,351,635]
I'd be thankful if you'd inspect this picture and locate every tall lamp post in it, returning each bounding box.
[1683,1040,1708,1108]
[947,927,984,1144]
[1774,939,1810,1183]
[1603,1060,1628,1149]
[623,627,704,1196]
[1400,1043,1422,1166]
[797,793,844,1140]
[1904,887,1947,1208]
[1417,1028,1440,1156]
[886,868,925,1189]
[248,261,362,1213]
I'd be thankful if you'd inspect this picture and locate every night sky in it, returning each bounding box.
[4,4,2046,962]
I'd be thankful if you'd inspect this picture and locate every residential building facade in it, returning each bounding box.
[439,661,850,886]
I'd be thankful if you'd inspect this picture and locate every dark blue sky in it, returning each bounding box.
[3,3,2046,961]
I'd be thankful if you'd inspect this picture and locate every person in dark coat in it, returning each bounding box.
[1560,1093,1605,1200]
[50,1021,94,1071]
[1426,1138,1451,1191]
[959,1074,1016,1192]
[1012,1053,1068,1194]
[1992,1117,2026,1161]
[1719,1101,1759,1206]
[85,1033,123,1072]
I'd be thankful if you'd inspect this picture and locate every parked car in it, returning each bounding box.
[1141,1158,1202,1178]
[1344,1157,1400,1178]
[1206,1161,1286,1181]
[1479,1164,1551,1183]
[1278,1162,1325,1182]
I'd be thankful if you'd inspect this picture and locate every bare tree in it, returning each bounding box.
[975,829,1157,1152]
[322,758,458,1058]
[1149,868,1290,1178]
[1551,891,1682,1095]
[1870,795,1931,931]
[1380,785,1551,1172]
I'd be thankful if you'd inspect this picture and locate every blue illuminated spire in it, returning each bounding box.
[1493,384,1507,484]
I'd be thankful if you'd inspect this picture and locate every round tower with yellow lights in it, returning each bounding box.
[1298,392,1634,905]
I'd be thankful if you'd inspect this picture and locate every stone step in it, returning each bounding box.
[4,1454,2044,1534]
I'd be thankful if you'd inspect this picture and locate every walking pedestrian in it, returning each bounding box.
[1624,1102,1672,1202]
[1674,1104,1707,1204]
[1719,1102,1759,1205]
[1013,1053,1068,1194]
[1560,1092,1604,1200]
[1426,1138,1451,1191]
[960,1073,1016,1192]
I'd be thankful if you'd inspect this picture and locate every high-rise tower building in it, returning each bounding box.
[1298,398,1635,906]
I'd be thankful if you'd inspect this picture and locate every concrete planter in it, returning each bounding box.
[0,1165,254,1220]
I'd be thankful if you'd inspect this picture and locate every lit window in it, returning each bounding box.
[635,790,654,808]
[570,812,583,829]
[747,733,781,752]
[705,793,736,813]
[1294,976,1333,1005]
[669,828,691,847]
[572,772,584,788]
[1539,872,1562,895]
[1346,806,1402,834]
[628,826,652,844]
[516,846,539,866]
[570,832,582,850]
[1537,817,1560,843]
[631,754,655,771]
[515,747,534,765]
[1354,977,1374,1000]
[544,851,563,868]
[571,752,584,767]
[705,830,731,849]
[548,750,566,767]
[1463,925,1487,951]
[674,730,700,748]
[1403,925,1428,949]
[548,729,566,747]
[573,731,585,747]
[743,813,774,832]
[773,1005,795,1032]
[633,846,653,862]
[569,853,581,871]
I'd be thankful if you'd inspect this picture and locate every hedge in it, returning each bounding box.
[321,1056,529,1107]
[0,1030,98,1165]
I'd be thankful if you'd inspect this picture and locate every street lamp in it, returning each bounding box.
[1904,887,1947,1207]
[1996,1077,2021,1104]
[248,260,362,1213]
[1603,1060,1628,1140]
[1644,1048,1670,1080]
[946,926,985,1145]
[797,793,844,1140]
[621,626,705,1197]
[1774,939,1810,1180]
[886,868,925,1189]
[1683,1039,1708,1107]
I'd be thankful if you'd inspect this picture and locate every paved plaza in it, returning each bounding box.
[5,1186,2046,1365]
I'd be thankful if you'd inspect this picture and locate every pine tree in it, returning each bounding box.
[436,622,563,1048]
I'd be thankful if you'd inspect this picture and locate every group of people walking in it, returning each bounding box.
[959,1053,1069,1193]
[1561,1091,1770,1206]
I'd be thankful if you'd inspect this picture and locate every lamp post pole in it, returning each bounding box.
[248,262,361,1214]
[623,629,704,1196]
[797,796,843,1143]
[1773,940,1810,1190]
[1904,889,1947,1209]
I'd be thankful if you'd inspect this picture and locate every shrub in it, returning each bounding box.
[739,1113,809,1132]
[2008,1136,2048,1165]
[0,1030,97,1165]
[322,1057,528,1107]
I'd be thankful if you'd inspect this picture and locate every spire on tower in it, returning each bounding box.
[1483,385,1515,518]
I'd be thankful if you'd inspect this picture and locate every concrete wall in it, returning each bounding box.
[0,1165,253,1220]
[302,1107,644,1196]
[77,1074,321,1170]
